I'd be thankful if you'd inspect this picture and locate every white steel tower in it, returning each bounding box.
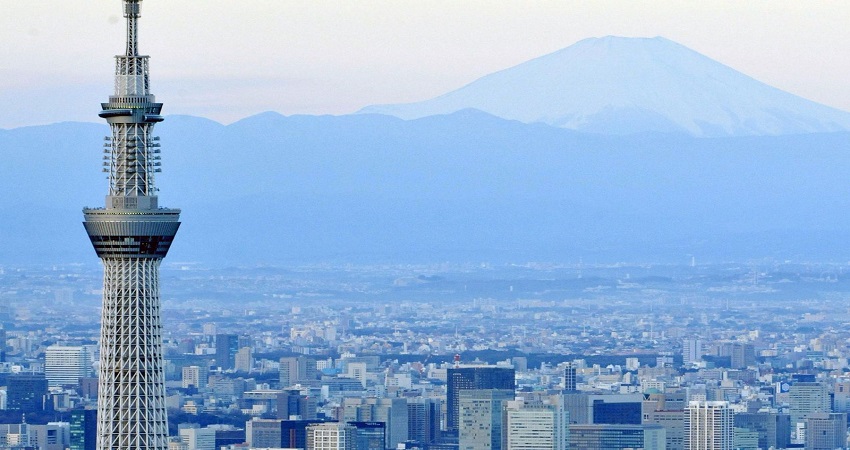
[83,1,179,449]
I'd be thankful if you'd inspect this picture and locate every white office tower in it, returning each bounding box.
[45,346,91,387]
[685,401,733,450]
[306,422,356,450]
[234,347,253,373]
[177,424,216,450]
[789,382,830,425]
[83,1,180,449]
[459,389,515,450]
[504,397,569,450]
[181,366,209,390]
[683,338,702,365]
[833,380,850,413]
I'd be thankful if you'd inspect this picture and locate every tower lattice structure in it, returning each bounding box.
[83,1,179,449]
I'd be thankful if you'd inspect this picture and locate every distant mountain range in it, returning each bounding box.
[3,36,850,265]
[2,111,850,265]
[360,36,850,137]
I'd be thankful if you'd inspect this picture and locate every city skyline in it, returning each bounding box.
[1,1,850,128]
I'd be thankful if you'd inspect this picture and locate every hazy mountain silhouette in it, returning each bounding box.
[360,36,850,137]
[2,112,850,265]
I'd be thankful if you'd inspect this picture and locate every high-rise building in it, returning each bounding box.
[343,397,408,449]
[346,361,367,387]
[349,422,385,450]
[215,334,238,370]
[276,390,318,420]
[0,328,6,362]
[684,401,733,450]
[30,422,71,450]
[82,1,180,450]
[69,409,97,450]
[804,412,847,450]
[683,338,702,365]
[564,362,577,392]
[592,399,641,424]
[181,365,209,390]
[568,424,665,450]
[447,367,515,432]
[504,397,569,450]
[407,398,440,445]
[246,418,283,448]
[730,343,755,369]
[178,424,216,450]
[733,412,790,450]
[306,422,356,450]
[45,346,91,387]
[234,347,253,373]
[281,420,327,449]
[642,391,687,450]
[788,382,829,425]
[833,380,850,413]
[280,356,319,386]
[458,389,514,450]
[7,374,48,412]
[563,393,644,425]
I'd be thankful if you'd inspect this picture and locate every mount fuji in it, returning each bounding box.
[360,36,850,137]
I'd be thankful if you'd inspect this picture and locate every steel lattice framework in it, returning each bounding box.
[83,2,179,450]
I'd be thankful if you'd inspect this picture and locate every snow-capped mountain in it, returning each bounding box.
[360,36,850,137]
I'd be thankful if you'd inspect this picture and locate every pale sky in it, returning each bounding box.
[1,1,849,129]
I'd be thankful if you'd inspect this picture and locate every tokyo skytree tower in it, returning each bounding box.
[83,1,179,449]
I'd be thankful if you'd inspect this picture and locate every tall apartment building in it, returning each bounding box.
[45,346,91,387]
[684,401,733,450]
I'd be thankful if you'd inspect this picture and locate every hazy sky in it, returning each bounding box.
[1,1,849,128]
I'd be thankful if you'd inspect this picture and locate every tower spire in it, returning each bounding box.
[124,0,140,56]
[83,1,180,450]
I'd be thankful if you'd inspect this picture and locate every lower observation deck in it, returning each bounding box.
[83,207,180,258]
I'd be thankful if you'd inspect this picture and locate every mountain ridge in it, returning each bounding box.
[2,112,850,264]
[359,36,850,137]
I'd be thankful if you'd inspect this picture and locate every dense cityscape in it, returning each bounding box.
[2,261,850,449]
[4,0,850,449]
